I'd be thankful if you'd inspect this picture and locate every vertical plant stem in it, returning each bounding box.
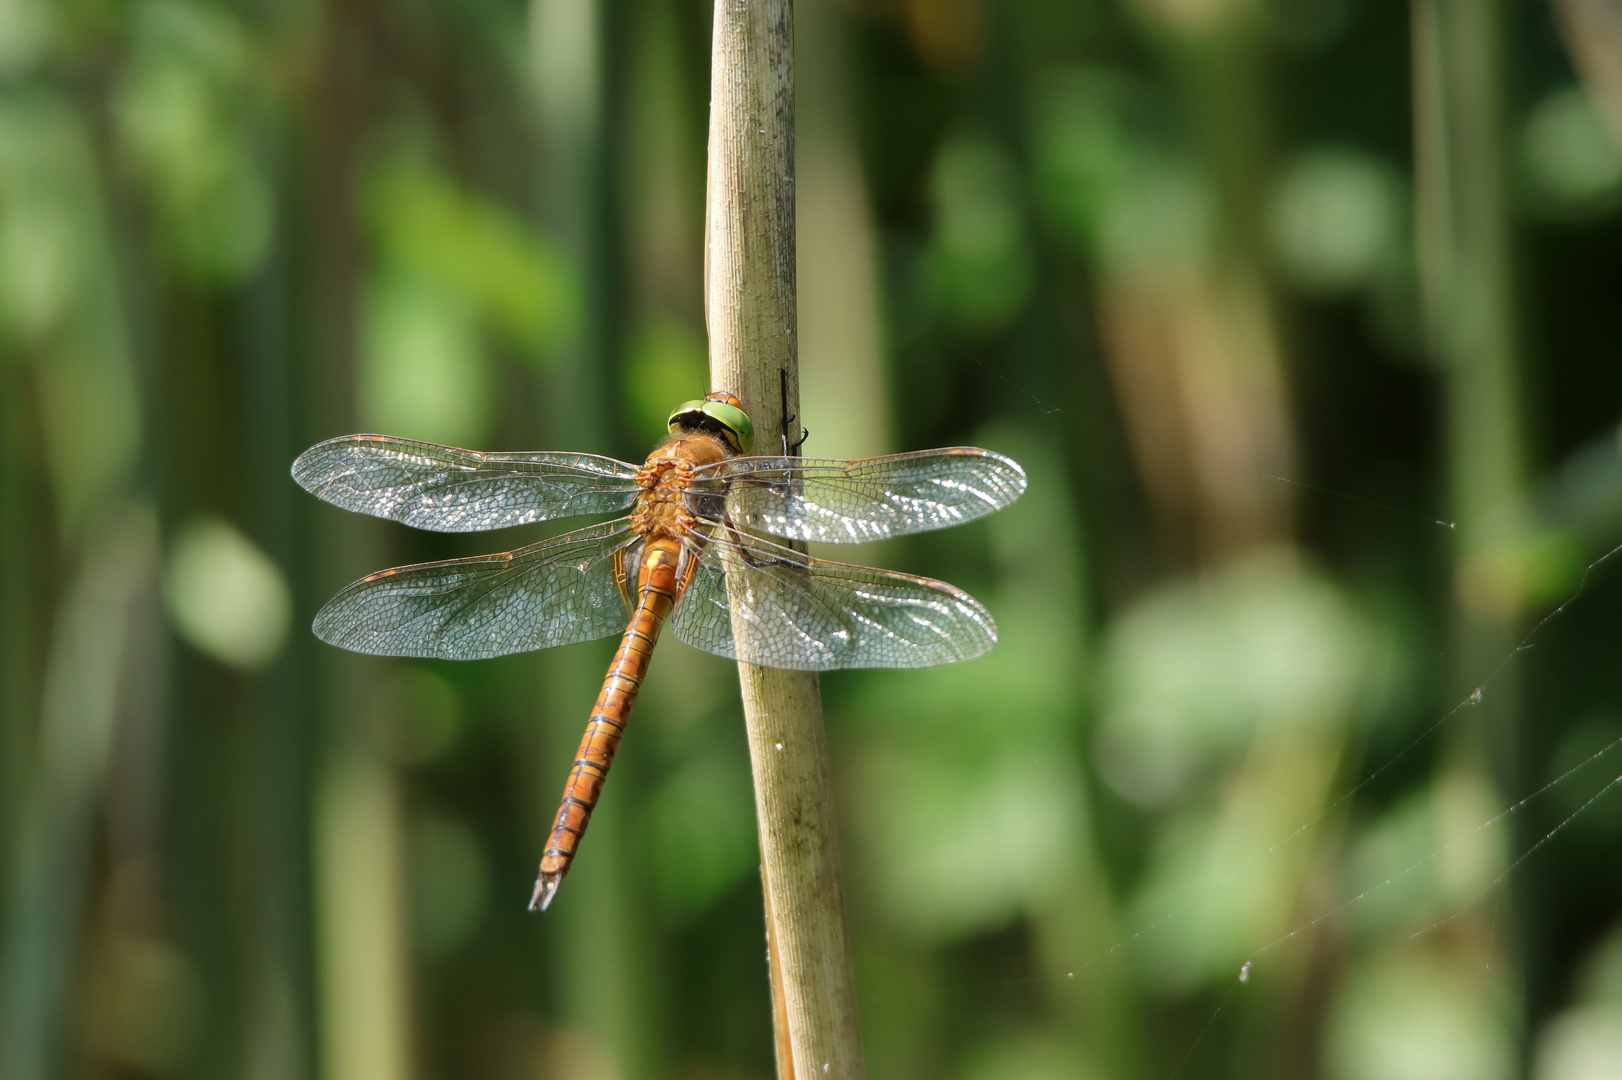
[1415,0,1524,531]
[1413,0,1526,754]
[1413,0,1529,1010]
[238,105,317,1079]
[796,0,890,461]
[0,348,28,904]
[705,2,865,1076]
[0,511,158,1080]
[307,6,413,1079]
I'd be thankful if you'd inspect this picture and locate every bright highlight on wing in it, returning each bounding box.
[313,520,634,658]
[690,447,1026,543]
[292,434,641,532]
[671,531,998,670]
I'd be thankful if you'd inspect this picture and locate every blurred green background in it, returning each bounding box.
[6,0,1622,1078]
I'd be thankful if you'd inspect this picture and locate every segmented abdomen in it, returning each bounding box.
[530,536,685,910]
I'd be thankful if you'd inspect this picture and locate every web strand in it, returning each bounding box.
[860,541,1622,1041]
[1246,732,1622,962]
[1260,472,1456,530]
[1407,768,1622,941]
[1266,540,1622,856]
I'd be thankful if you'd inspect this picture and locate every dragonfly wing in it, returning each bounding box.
[314,519,635,659]
[687,448,1026,543]
[293,434,642,532]
[670,531,997,671]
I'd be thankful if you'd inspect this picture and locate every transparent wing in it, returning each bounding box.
[313,519,635,659]
[686,448,1026,544]
[293,434,642,532]
[670,530,997,671]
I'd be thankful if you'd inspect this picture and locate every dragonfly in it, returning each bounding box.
[292,392,1025,911]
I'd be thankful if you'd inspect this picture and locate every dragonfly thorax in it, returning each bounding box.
[630,434,728,539]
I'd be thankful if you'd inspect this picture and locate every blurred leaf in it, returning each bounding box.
[361,271,491,447]
[1551,0,1622,157]
[1546,716,1622,843]
[1026,68,1141,250]
[367,160,577,360]
[622,316,708,443]
[0,93,140,533]
[1326,951,1513,1080]
[642,751,755,919]
[1095,550,1379,805]
[163,515,291,671]
[0,0,49,76]
[1323,762,1509,945]
[927,131,1033,333]
[960,1033,1100,1080]
[1534,1003,1622,1080]
[1540,422,1622,536]
[1096,154,1210,278]
[857,747,1088,937]
[1269,146,1407,295]
[0,93,88,341]
[1456,512,1585,620]
[116,0,271,282]
[1025,66,1212,280]
[1429,765,1509,910]
[1534,920,1622,1078]
[1132,0,1258,36]
[1127,731,1340,989]
[1577,920,1622,1004]
[1521,87,1622,221]
[1341,789,1448,937]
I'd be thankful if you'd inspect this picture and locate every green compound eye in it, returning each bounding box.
[667,394,754,454]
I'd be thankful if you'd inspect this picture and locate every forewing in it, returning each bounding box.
[670,532,997,671]
[293,434,641,532]
[313,520,635,659]
[687,448,1026,543]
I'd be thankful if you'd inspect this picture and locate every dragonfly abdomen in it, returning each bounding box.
[530,535,686,911]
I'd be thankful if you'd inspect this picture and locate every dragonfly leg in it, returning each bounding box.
[719,512,806,572]
[720,515,772,569]
[776,368,808,455]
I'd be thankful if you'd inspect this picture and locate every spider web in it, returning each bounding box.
[858,485,1622,1078]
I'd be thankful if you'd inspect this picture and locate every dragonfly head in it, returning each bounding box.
[668,393,754,455]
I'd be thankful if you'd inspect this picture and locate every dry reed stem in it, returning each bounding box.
[704,1,866,1077]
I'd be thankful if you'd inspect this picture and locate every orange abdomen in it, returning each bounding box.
[530,536,685,911]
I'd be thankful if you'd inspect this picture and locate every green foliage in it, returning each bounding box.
[116,0,270,282]
[365,158,578,360]
[622,316,709,442]
[7,2,1622,1080]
